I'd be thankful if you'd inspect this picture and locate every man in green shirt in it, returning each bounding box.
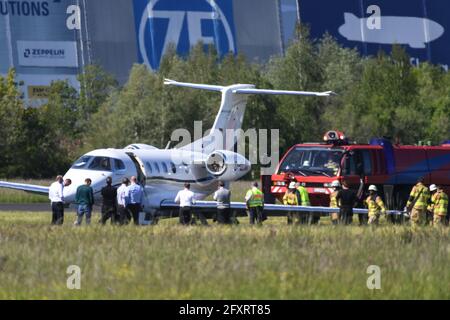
[75,178,95,225]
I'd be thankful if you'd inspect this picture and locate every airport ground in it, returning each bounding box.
[0,180,449,299]
[0,213,449,299]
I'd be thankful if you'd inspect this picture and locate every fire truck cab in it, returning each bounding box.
[266,131,450,216]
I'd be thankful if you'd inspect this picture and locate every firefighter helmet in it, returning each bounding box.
[430,184,437,192]
[368,185,378,192]
[331,180,340,188]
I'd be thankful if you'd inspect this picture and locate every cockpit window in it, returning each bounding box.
[88,157,112,171]
[71,156,92,169]
[278,148,343,177]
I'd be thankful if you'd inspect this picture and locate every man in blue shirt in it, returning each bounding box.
[126,176,144,225]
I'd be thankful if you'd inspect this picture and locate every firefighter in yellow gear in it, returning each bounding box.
[283,182,300,224]
[245,182,265,225]
[365,185,386,226]
[406,177,430,228]
[428,185,448,227]
[329,180,341,225]
[295,182,317,224]
[427,184,438,225]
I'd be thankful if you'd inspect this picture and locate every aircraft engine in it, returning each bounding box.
[205,150,251,181]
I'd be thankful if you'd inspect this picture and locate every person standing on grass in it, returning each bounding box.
[245,182,265,225]
[336,181,357,225]
[117,177,131,225]
[406,177,430,228]
[365,185,386,226]
[74,178,95,226]
[283,182,299,225]
[49,175,71,225]
[175,183,196,225]
[100,177,118,225]
[126,176,145,225]
[213,181,231,224]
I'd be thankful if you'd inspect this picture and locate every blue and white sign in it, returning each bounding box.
[17,40,78,67]
[299,0,450,71]
[133,0,236,70]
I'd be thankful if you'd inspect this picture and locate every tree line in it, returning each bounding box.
[1,27,449,178]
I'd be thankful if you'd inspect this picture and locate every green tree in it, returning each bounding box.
[77,64,118,127]
[266,25,326,151]
[331,46,421,144]
[0,69,24,177]
[414,63,450,144]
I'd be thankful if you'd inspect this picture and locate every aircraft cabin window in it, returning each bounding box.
[88,157,112,171]
[146,162,153,174]
[154,162,160,174]
[170,162,176,174]
[71,156,92,169]
[162,162,168,173]
[114,159,126,170]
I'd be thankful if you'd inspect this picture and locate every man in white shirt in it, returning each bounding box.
[117,177,131,225]
[174,183,196,225]
[49,175,71,225]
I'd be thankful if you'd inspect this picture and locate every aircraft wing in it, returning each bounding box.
[160,201,405,216]
[233,88,337,97]
[0,181,49,195]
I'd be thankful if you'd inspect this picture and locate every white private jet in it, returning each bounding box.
[2,79,399,223]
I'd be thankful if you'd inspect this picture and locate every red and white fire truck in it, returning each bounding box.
[263,131,450,214]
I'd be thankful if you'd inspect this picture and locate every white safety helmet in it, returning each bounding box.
[331,180,340,188]
[368,185,378,192]
[429,184,437,192]
[289,182,296,189]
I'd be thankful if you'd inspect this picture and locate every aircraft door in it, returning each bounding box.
[125,152,147,186]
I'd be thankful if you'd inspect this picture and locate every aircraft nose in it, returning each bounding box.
[63,187,76,203]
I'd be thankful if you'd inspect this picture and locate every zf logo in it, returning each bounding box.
[136,0,236,70]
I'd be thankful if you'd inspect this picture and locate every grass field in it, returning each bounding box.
[0,211,449,299]
[0,179,51,203]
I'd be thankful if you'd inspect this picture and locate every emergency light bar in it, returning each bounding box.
[323,130,346,143]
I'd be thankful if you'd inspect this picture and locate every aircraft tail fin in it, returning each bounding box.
[164,79,335,153]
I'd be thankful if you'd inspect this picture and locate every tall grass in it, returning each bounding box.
[0,212,448,299]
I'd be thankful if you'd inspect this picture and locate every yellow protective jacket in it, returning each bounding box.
[330,191,339,208]
[429,190,449,217]
[296,186,310,206]
[246,188,264,207]
[406,183,430,210]
[365,195,386,217]
[283,192,299,206]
